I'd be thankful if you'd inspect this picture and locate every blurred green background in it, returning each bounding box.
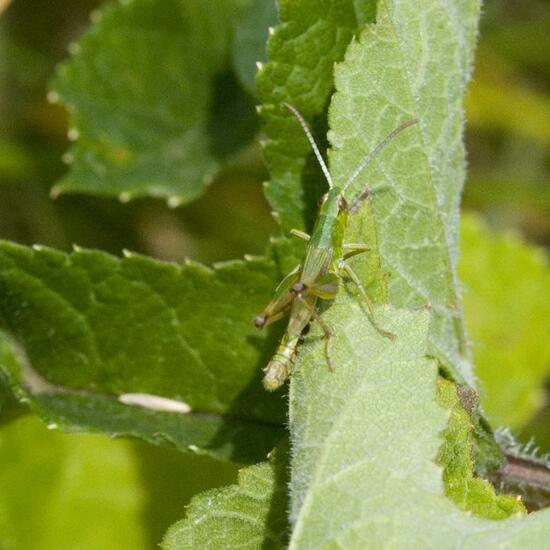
[0,0,549,548]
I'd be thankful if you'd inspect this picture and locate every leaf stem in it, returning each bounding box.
[492,454,550,511]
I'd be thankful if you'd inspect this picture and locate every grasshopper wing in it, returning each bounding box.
[308,272,339,300]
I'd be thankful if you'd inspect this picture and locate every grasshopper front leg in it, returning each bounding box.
[290,229,311,242]
[254,265,301,329]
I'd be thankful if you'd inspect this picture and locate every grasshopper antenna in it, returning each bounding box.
[343,118,419,197]
[282,102,334,189]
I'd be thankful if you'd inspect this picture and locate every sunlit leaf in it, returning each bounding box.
[288,303,549,548]
[163,442,288,549]
[328,0,479,383]
[459,214,550,429]
[0,414,148,549]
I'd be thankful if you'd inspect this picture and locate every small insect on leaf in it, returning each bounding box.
[118,393,192,413]
[256,104,418,390]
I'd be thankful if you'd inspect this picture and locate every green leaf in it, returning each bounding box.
[0,412,239,549]
[0,335,25,423]
[256,0,376,231]
[459,214,550,429]
[231,0,278,96]
[163,442,289,550]
[0,242,286,462]
[437,377,525,519]
[0,414,149,549]
[0,140,35,180]
[466,69,550,147]
[51,0,256,205]
[328,0,479,384]
[288,303,550,548]
[288,303,437,525]
[133,441,240,546]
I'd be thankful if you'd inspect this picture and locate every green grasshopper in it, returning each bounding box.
[255,103,418,391]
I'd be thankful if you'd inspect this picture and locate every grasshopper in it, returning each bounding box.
[255,103,418,391]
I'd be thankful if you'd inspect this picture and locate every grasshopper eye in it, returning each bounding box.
[338,196,348,211]
[317,193,328,207]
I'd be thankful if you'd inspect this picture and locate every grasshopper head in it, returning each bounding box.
[318,191,347,211]
[318,187,341,218]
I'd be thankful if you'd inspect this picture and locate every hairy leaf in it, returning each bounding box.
[51,0,256,205]
[256,0,376,231]
[288,303,437,525]
[163,442,288,549]
[328,0,479,384]
[459,214,550,429]
[288,303,550,548]
[0,242,286,462]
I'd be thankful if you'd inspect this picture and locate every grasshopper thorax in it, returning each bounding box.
[308,187,347,254]
[318,187,342,218]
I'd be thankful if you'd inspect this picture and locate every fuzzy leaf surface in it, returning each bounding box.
[328,0,479,383]
[163,444,288,549]
[0,242,285,462]
[288,302,550,548]
[459,215,550,429]
[51,0,256,204]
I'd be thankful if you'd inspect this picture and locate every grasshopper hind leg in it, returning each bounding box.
[295,294,335,372]
[341,261,396,340]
